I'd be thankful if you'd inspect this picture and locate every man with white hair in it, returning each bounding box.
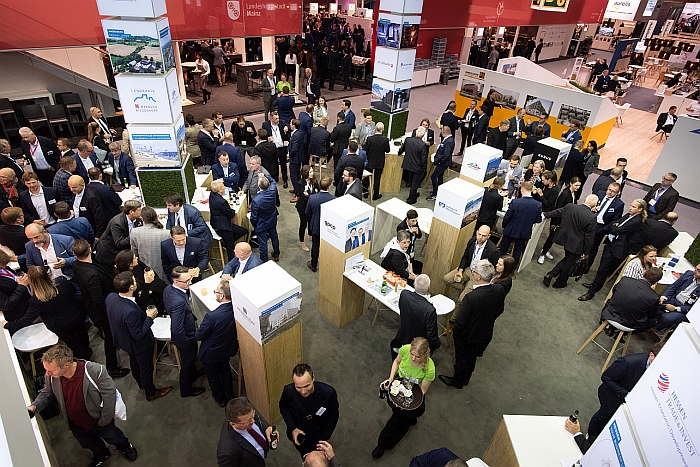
[391,274,440,361]
[399,126,429,205]
[19,127,60,187]
[439,259,505,389]
[304,68,320,105]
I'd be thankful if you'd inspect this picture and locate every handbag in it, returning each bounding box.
[84,364,127,421]
[569,257,589,281]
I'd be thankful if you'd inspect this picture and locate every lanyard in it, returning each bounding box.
[30,141,39,156]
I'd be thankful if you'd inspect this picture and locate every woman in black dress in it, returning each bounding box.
[114,250,167,314]
[493,254,516,299]
[475,177,506,231]
[295,165,319,252]
[532,170,558,210]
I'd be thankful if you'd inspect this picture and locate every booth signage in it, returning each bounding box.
[642,0,658,16]
[127,113,186,168]
[531,0,571,12]
[433,178,484,229]
[374,48,416,82]
[102,18,175,75]
[604,0,643,20]
[320,197,373,253]
[115,70,182,124]
[380,0,424,13]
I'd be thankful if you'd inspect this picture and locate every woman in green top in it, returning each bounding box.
[373,337,435,459]
[276,73,291,94]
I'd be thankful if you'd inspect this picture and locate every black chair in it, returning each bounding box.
[56,93,87,125]
[20,104,53,139]
[44,104,75,137]
[248,70,263,94]
[0,98,21,140]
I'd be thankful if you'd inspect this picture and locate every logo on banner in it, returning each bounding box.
[377,60,394,69]
[496,1,504,18]
[466,162,480,171]
[658,373,670,393]
[133,93,158,111]
[227,1,241,20]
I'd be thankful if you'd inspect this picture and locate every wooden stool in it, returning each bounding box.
[577,319,634,373]
[151,317,181,380]
[231,355,244,396]
[207,222,227,272]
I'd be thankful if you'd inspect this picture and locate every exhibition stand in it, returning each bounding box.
[422,178,483,295]
[318,196,374,328]
[229,261,302,422]
[459,143,501,187]
[371,197,432,256]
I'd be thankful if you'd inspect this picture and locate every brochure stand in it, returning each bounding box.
[318,196,374,327]
[229,261,302,422]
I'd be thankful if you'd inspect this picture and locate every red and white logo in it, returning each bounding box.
[227,1,241,20]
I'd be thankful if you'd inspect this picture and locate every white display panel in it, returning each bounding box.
[102,18,174,74]
[460,143,502,184]
[626,324,700,467]
[374,48,416,82]
[380,0,424,13]
[320,196,374,253]
[581,405,646,467]
[433,178,484,229]
[116,69,182,124]
[604,0,643,20]
[687,301,700,334]
[128,113,186,167]
[97,0,166,18]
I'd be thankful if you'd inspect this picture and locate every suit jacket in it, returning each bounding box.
[215,143,247,184]
[211,163,240,190]
[545,203,596,255]
[594,74,611,93]
[364,134,390,170]
[656,112,677,132]
[241,166,271,199]
[497,160,523,196]
[72,153,101,183]
[433,136,454,168]
[399,137,428,173]
[209,191,237,233]
[525,121,551,138]
[601,277,659,330]
[5,276,82,334]
[591,174,616,196]
[560,148,585,183]
[502,196,542,240]
[0,224,28,256]
[25,233,76,277]
[643,183,679,220]
[354,121,375,148]
[279,381,339,442]
[0,154,26,180]
[19,187,59,224]
[306,191,335,235]
[342,179,362,200]
[627,218,678,254]
[163,285,196,348]
[662,270,700,313]
[166,204,213,246]
[288,130,305,165]
[600,168,628,192]
[217,403,270,467]
[458,238,500,271]
[409,448,459,467]
[506,116,525,144]
[593,192,625,233]
[453,283,505,343]
[327,50,341,70]
[272,96,296,126]
[250,176,278,231]
[47,218,95,245]
[105,292,154,355]
[473,114,490,144]
[343,109,356,130]
[381,248,411,280]
[330,122,352,155]
[304,75,321,98]
[196,301,238,363]
[197,130,218,163]
[308,127,331,159]
[261,74,276,104]
[160,236,209,282]
[439,112,459,139]
[394,290,440,355]
[95,213,142,266]
[107,154,138,186]
[261,121,290,146]
[334,153,364,186]
[597,352,649,411]
[21,136,60,173]
[88,181,122,222]
[477,186,505,227]
[411,128,435,146]
[253,141,278,176]
[606,213,644,259]
[0,274,30,322]
[222,253,263,276]
[299,112,313,144]
[73,261,115,325]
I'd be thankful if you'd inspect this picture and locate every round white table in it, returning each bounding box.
[11,323,59,377]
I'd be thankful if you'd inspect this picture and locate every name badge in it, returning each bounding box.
[189,252,194,256]
[607,208,614,212]
[47,150,54,155]
[48,199,56,204]
[316,407,326,416]
[80,206,87,211]
[649,199,657,207]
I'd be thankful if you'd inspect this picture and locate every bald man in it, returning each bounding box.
[0,167,26,206]
[221,242,263,279]
[303,441,342,467]
[68,175,106,237]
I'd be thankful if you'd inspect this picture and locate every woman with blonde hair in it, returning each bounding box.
[374,336,434,459]
[622,245,657,280]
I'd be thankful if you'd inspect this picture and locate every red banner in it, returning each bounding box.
[0,0,302,51]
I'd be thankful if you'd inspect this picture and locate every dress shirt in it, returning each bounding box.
[29,140,51,170]
[222,166,229,177]
[113,156,121,181]
[649,186,669,213]
[79,156,94,170]
[344,180,357,196]
[608,214,636,242]
[421,132,428,143]
[73,191,84,217]
[270,125,284,148]
[463,109,476,126]
[234,423,266,458]
[597,197,613,224]
[470,241,486,270]
[119,294,137,304]
[687,101,700,117]
[30,188,56,224]
[94,117,110,135]
[676,279,700,306]
[236,257,249,278]
[665,114,675,127]
[175,212,184,228]
[175,244,185,264]
[36,236,66,280]
[307,78,313,95]
[267,77,276,96]
[127,218,136,234]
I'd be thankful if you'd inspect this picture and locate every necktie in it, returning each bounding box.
[247,428,268,457]
[597,197,611,223]
[176,213,181,227]
[114,158,121,182]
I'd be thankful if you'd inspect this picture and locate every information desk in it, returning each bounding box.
[482,415,582,467]
[371,197,433,256]
[236,61,272,96]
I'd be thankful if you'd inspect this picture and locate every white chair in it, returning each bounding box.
[614,103,631,127]
[152,317,181,380]
[605,91,615,101]
[362,169,373,202]
[577,319,635,373]
[467,459,490,467]
[207,222,226,273]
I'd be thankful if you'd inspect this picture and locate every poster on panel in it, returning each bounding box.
[320,196,373,253]
[459,78,485,100]
[501,63,517,75]
[115,69,181,124]
[371,79,411,113]
[128,114,186,168]
[344,214,374,253]
[376,14,420,49]
[556,104,591,130]
[373,48,415,82]
[433,179,483,229]
[524,95,554,118]
[260,289,302,342]
[487,86,520,110]
[102,18,174,74]
[460,143,502,183]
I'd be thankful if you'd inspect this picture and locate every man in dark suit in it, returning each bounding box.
[330,112,352,167]
[601,268,662,331]
[221,242,263,279]
[655,264,700,333]
[47,202,95,245]
[559,140,585,187]
[106,271,172,401]
[196,279,238,407]
[72,239,129,378]
[327,46,341,91]
[334,141,364,193]
[627,212,679,254]
[212,151,241,191]
[593,69,611,94]
[272,88,296,128]
[438,103,458,142]
[473,107,490,144]
[94,200,143,272]
[410,448,462,467]
[339,167,362,200]
[160,226,208,283]
[72,140,101,183]
[253,129,279,182]
[392,274,440,360]
[262,113,290,188]
[643,173,679,220]
[499,182,543,264]
[411,122,435,147]
[317,46,329,89]
[586,343,662,441]
[250,174,280,262]
[306,177,335,272]
[0,208,28,257]
[399,128,429,205]
[231,117,258,157]
[341,48,353,91]
[164,266,206,398]
[439,260,505,389]
[217,397,276,467]
[164,193,213,247]
[19,127,60,187]
[288,120,305,202]
[261,68,276,121]
[364,123,390,200]
[87,168,122,222]
[590,167,622,195]
[299,105,314,165]
[587,183,625,269]
[524,113,551,138]
[19,172,58,225]
[341,99,355,129]
[427,126,454,201]
[303,68,321,105]
[0,139,26,180]
[25,224,76,278]
[656,106,678,133]
[216,133,247,188]
[504,108,525,159]
[279,363,339,457]
[459,100,479,154]
[198,119,218,167]
[580,199,646,301]
[598,158,628,194]
[107,142,138,187]
[68,175,106,237]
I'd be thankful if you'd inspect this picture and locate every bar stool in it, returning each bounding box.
[20,104,53,139]
[362,169,373,202]
[151,316,181,380]
[576,319,635,373]
[0,98,21,140]
[207,222,227,271]
[44,104,75,137]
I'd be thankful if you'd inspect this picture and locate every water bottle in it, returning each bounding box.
[270,426,278,450]
[569,410,579,423]
[381,280,387,294]
[43,259,50,274]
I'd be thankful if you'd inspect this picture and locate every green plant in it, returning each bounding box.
[389,110,409,140]
[137,166,187,208]
[183,156,196,201]
[686,234,700,265]
[370,108,389,134]
[569,80,593,94]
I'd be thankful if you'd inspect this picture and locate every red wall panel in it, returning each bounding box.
[415,28,464,59]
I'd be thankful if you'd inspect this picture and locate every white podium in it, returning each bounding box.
[459,143,503,187]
